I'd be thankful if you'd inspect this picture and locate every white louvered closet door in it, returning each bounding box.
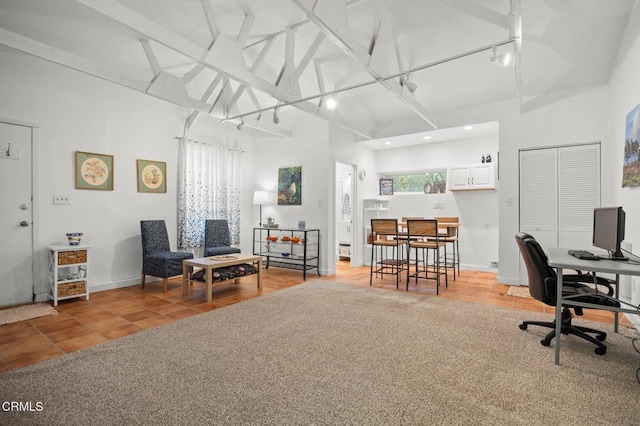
[558,144,601,249]
[519,143,600,284]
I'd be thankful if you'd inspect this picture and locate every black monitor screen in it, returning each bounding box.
[592,207,625,258]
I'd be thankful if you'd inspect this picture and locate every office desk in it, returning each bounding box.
[546,248,640,365]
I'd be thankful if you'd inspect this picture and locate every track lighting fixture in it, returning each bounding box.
[326,96,336,110]
[400,74,418,93]
[273,107,280,124]
[236,119,244,130]
[490,45,512,66]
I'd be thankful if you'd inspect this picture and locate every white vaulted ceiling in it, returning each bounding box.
[0,0,634,142]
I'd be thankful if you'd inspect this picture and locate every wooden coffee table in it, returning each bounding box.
[183,254,262,302]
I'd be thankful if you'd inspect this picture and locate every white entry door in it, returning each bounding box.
[0,122,34,307]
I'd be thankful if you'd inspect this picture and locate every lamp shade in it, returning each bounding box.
[253,190,268,204]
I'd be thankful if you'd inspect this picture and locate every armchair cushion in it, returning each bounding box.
[204,219,240,257]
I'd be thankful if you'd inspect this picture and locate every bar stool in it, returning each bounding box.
[406,219,448,294]
[435,216,460,279]
[370,218,408,289]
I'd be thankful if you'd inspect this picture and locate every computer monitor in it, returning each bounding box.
[592,206,626,259]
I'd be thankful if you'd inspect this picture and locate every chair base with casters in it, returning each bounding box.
[519,307,608,355]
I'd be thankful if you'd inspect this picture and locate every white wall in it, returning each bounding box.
[0,50,251,296]
[497,86,610,284]
[249,110,333,275]
[375,136,499,270]
[329,125,377,267]
[609,1,640,250]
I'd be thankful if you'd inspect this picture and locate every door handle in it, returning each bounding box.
[20,221,29,227]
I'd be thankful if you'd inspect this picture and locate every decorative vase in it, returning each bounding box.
[66,232,83,246]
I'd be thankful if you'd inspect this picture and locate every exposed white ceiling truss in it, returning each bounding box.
[0,0,633,140]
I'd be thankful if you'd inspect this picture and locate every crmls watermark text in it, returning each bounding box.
[2,401,44,412]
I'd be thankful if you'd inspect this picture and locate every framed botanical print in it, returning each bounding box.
[137,159,166,193]
[75,151,114,190]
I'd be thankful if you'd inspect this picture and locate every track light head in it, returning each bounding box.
[490,45,512,66]
[326,96,336,110]
[236,119,244,130]
[273,108,280,124]
[401,74,418,93]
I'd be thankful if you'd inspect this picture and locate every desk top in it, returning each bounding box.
[547,247,640,276]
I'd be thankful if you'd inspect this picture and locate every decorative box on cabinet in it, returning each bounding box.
[47,244,90,306]
[448,163,496,191]
[253,228,320,280]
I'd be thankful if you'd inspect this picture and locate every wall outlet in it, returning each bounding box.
[490,261,499,268]
[53,195,70,205]
[433,201,444,209]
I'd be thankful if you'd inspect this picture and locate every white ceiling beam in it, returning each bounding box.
[0,27,147,92]
[182,63,205,84]
[292,0,438,130]
[186,74,224,129]
[140,39,161,77]
[292,32,326,83]
[200,0,221,41]
[236,13,255,45]
[76,0,275,96]
[75,0,370,137]
[228,37,274,111]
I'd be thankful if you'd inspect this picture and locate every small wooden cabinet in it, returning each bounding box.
[48,245,90,306]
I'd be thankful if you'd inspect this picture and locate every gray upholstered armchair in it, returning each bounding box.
[140,220,193,292]
[204,219,241,256]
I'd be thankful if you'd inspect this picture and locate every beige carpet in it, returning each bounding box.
[1,280,639,425]
[0,303,57,326]
[506,285,532,298]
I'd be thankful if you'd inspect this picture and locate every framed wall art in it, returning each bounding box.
[75,151,114,190]
[277,166,302,205]
[623,102,640,187]
[379,178,393,196]
[137,159,166,193]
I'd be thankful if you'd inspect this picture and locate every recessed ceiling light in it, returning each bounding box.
[463,125,473,130]
[384,141,392,145]
[423,135,432,140]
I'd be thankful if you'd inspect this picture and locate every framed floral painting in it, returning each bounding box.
[75,151,114,190]
[137,159,166,193]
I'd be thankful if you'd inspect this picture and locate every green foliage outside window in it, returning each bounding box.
[381,171,447,194]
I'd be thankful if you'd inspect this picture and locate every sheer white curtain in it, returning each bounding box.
[177,137,242,249]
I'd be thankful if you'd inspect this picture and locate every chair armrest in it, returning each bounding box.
[563,273,615,296]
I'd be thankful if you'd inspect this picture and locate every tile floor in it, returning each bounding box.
[0,261,630,372]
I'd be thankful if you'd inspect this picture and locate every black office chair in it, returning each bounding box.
[515,233,620,355]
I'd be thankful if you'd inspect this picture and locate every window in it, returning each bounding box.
[380,170,447,194]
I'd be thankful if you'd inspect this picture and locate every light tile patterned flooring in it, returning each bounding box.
[0,261,629,372]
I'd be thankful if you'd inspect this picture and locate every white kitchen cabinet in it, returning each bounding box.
[448,163,496,191]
